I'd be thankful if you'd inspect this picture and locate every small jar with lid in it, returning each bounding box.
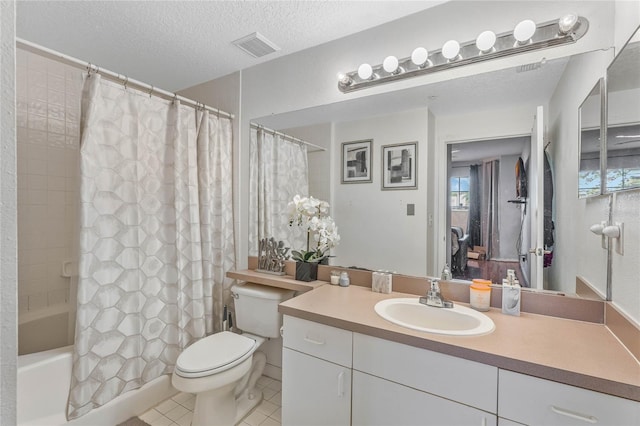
[330,270,341,285]
[470,281,491,311]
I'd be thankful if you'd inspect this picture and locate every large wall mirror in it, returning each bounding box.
[606,25,640,193]
[578,80,603,198]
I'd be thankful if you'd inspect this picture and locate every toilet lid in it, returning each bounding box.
[176,331,256,376]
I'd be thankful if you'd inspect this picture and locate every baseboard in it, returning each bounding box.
[263,363,282,381]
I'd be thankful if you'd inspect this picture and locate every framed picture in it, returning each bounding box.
[382,142,417,190]
[341,139,372,183]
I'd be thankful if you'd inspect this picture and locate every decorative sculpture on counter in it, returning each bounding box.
[256,237,290,276]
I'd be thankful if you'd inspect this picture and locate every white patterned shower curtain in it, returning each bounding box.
[249,126,309,256]
[67,74,235,419]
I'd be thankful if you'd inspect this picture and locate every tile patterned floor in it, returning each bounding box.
[140,376,282,426]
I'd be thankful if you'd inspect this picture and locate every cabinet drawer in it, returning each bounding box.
[499,370,639,425]
[353,333,498,413]
[283,315,352,367]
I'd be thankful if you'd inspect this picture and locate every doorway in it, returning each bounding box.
[447,136,530,286]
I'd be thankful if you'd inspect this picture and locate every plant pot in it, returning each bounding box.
[295,261,318,282]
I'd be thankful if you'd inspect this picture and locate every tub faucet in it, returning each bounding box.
[419,279,454,308]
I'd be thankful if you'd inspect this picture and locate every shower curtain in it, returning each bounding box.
[67,74,235,419]
[249,126,308,256]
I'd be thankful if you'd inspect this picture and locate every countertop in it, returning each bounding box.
[278,284,640,402]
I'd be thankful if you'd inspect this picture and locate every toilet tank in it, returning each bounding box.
[232,283,295,338]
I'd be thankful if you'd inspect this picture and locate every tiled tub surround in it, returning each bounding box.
[16,48,83,353]
[276,284,639,402]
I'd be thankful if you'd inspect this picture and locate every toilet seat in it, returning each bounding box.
[175,331,257,378]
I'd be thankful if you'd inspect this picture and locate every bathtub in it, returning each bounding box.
[18,345,177,426]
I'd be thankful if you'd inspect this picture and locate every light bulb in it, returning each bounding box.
[383,56,399,73]
[442,40,461,60]
[357,63,373,80]
[514,19,536,43]
[411,47,429,66]
[558,13,578,34]
[476,30,497,52]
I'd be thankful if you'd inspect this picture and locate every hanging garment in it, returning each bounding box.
[543,150,555,266]
[68,74,235,419]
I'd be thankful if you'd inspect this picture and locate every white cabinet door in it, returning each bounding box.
[352,371,497,426]
[282,347,351,426]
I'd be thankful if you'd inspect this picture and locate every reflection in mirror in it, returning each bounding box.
[606,26,640,193]
[578,80,602,198]
[448,138,530,286]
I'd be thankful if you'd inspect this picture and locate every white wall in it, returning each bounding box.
[548,49,613,295]
[0,1,17,424]
[333,109,430,276]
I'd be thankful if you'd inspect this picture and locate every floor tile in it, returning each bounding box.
[270,407,282,422]
[256,400,278,416]
[266,380,281,392]
[149,415,175,426]
[181,397,196,411]
[175,411,193,426]
[140,409,163,424]
[268,391,281,406]
[165,405,189,422]
[260,417,281,426]
[261,386,277,401]
[244,410,268,426]
[171,392,193,404]
[155,398,179,414]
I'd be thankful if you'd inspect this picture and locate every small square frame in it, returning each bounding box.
[382,142,418,190]
[341,139,372,184]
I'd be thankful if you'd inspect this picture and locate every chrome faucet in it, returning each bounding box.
[419,279,454,308]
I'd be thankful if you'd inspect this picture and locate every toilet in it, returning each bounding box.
[172,283,294,426]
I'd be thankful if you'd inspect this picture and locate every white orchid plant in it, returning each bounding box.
[287,195,340,263]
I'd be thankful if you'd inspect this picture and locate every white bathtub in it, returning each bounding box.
[18,345,177,426]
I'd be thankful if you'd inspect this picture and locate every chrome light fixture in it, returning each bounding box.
[338,14,588,93]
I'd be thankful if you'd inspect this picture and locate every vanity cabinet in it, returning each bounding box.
[498,370,639,425]
[352,333,498,426]
[282,316,353,426]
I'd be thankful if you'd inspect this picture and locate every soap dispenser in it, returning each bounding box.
[502,270,521,316]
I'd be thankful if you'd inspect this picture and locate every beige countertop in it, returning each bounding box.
[279,284,640,402]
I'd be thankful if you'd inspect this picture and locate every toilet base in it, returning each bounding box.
[234,389,263,424]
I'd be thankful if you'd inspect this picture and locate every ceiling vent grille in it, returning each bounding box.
[232,32,280,58]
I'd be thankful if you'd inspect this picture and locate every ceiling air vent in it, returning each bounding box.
[232,32,280,58]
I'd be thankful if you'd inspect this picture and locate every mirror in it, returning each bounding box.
[578,80,603,198]
[606,26,640,193]
[250,53,613,298]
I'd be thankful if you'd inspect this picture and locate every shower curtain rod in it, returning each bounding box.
[250,123,326,152]
[16,38,234,120]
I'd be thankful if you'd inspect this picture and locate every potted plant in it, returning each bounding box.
[288,195,340,281]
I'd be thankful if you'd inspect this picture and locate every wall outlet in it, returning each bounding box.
[407,204,415,216]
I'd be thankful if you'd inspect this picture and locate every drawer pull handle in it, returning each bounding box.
[303,335,325,345]
[550,406,598,423]
[337,371,345,397]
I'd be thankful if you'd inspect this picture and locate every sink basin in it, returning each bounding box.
[374,298,495,336]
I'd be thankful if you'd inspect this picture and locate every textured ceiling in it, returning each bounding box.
[16,1,446,91]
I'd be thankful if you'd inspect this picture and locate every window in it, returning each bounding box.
[450,176,470,209]
[607,167,640,191]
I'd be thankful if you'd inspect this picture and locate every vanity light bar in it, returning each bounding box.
[337,15,589,93]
